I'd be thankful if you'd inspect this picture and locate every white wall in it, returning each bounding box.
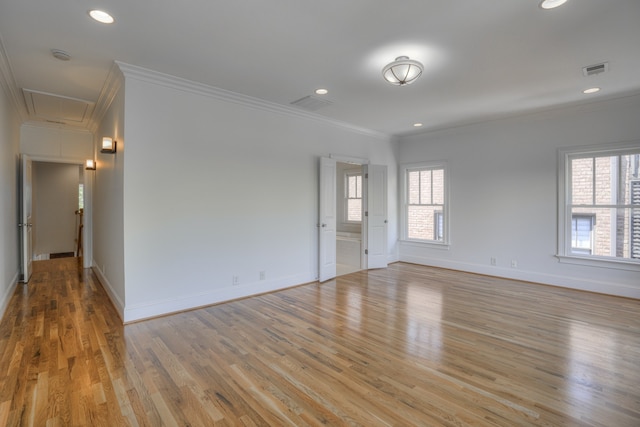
[397,94,640,298]
[116,64,398,322]
[91,73,126,319]
[0,71,21,317]
[32,162,80,256]
[20,124,93,162]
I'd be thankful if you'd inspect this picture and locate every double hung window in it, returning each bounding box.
[345,172,362,222]
[402,162,448,244]
[559,144,640,266]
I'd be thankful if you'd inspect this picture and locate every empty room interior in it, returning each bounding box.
[0,0,639,425]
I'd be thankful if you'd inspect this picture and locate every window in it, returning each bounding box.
[78,183,84,210]
[402,162,448,244]
[434,211,444,241]
[346,172,362,222]
[571,214,594,255]
[559,143,640,267]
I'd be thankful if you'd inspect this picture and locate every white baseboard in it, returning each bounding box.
[123,272,316,323]
[91,261,125,322]
[0,271,20,319]
[400,254,640,299]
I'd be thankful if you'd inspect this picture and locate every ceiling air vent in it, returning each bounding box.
[290,95,333,111]
[582,62,608,77]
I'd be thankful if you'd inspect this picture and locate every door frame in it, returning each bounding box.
[319,154,387,279]
[19,155,33,282]
[21,155,93,270]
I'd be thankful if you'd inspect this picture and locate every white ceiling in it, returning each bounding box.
[1,0,639,136]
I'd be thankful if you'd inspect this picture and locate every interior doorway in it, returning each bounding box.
[31,161,84,260]
[336,161,364,276]
[20,156,89,282]
[318,156,388,282]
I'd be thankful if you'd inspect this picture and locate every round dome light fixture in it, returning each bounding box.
[382,56,424,86]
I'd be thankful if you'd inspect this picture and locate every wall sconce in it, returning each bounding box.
[85,159,96,170]
[101,137,117,153]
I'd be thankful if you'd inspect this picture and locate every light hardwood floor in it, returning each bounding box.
[0,258,638,426]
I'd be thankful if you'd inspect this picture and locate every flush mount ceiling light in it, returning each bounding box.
[89,9,115,24]
[539,0,568,9]
[382,56,424,86]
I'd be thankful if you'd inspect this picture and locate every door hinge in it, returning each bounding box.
[365,211,368,217]
[365,173,368,179]
[365,249,368,255]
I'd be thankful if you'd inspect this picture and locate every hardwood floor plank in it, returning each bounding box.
[1,258,639,426]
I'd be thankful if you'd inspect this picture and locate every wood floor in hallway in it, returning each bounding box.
[0,258,639,426]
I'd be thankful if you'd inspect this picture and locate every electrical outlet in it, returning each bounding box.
[259,271,266,280]
[511,260,517,268]
[490,257,496,266]
[232,275,239,285]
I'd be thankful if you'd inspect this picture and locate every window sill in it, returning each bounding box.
[555,254,640,272]
[400,240,450,251]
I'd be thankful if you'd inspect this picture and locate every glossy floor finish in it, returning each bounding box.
[0,259,639,426]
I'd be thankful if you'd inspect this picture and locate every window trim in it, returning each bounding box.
[557,141,640,271]
[400,161,450,247]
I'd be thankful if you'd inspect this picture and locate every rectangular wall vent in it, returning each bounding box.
[290,95,333,111]
[582,62,609,77]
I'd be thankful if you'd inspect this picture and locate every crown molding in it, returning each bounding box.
[89,61,124,133]
[0,33,27,121]
[115,61,390,141]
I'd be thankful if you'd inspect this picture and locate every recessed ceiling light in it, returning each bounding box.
[89,9,115,24]
[583,87,600,94]
[539,0,568,9]
[413,123,423,127]
[315,89,328,95]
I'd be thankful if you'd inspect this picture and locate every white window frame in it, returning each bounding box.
[557,141,640,271]
[344,171,362,223]
[400,161,449,247]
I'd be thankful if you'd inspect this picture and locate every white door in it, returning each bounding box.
[364,164,388,269]
[20,155,33,283]
[318,157,337,282]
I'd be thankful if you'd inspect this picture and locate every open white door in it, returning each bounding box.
[20,155,33,283]
[318,157,337,282]
[364,164,388,269]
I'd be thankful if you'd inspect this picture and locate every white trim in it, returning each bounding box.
[399,240,450,251]
[0,33,27,121]
[90,61,124,133]
[400,255,640,299]
[91,263,125,322]
[0,272,19,320]
[556,255,640,272]
[116,62,389,140]
[329,154,370,165]
[122,272,315,323]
